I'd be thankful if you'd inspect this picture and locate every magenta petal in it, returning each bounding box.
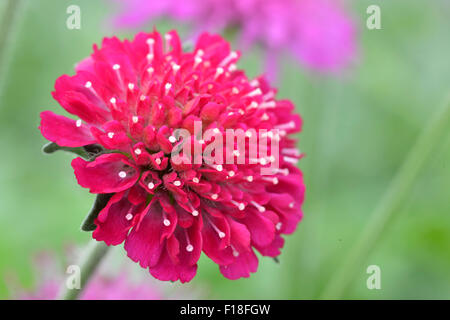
[124,200,165,268]
[39,111,96,147]
[72,153,139,193]
[219,250,259,280]
[93,192,143,245]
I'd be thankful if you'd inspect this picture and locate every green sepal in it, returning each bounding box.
[81,193,113,232]
[42,142,89,159]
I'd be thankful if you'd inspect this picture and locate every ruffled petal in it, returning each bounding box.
[72,154,139,193]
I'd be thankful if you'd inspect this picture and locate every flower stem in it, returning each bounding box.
[0,0,24,97]
[320,94,450,299]
[58,240,110,300]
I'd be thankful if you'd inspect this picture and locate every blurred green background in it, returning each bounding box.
[0,0,449,299]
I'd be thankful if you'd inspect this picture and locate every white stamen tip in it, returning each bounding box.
[273,177,279,185]
[169,136,177,143]
[146,38,155,45]
[233,250,240,257]
[238,203,245,211]
[276,222,282,230]
[84,81,92,88]
[128,83,135,90]
[132,116,139,123]
[218,232,226,239]
[186,245,194,252]
[216,165,223,172]
[118,171,127,178]
[228,171,235,177]
[174,180,181,187]
[112,64,120,70]
[192,177,199,183]
[155,158,162,165]
[163,219,171,226]
[134,148,142,155]
[148,182,155,190]
[192,210,199,217]
[211,194,218,200]
[246,176,253,182]
[107,132,115,139]
[110,97,116,104]
[75,119,82,127]
[125,213,133,221]
[289,202,294,208]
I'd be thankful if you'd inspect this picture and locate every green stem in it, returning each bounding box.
[0,0,24,97]
[58,240,110,300]
[320,94,450,299]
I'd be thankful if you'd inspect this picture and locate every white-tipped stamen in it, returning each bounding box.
[148,182,155,190]
[246,88,262,97]
[168,136,177,143]
[173,180,181,187]
[165,82,172,95]
[118,171,127,178]
[250,79,259,87]
[134,148,142,155]
[128,83,135,91]
[164,33,172,52]
[211,194,219,200]
[260,101,276,109]
[261,113,270,121]
[283,156,299,165]
[186,244,194,252]
[282,148,301,157]
[107,132,115,139]
[155,158,162,165]
[112,64,120,70]
[251,201,266,212]
[276,222,282,231]
[110,97,116,104]
[275,121,296,130]
[132,116,139,124]
[228,64,237,72]
[289,202,294,209]
[232,87,239,94]
[163,219,171,227]
[215,67,224,79]
[147,67,154,74]
[192,177,199,183]
[272,168,289,176]
[140,95,146,101]
[262,177,278,185]
[125,213,133,221]
[171,63,180,73]
[231,200,245,211]
[84,81,92,88]
[76,119,82,127]
[246,176,253,182]
[194,56,203,68]
[228,171,235,177]
[219,51,238,67]
[230,244,240,257]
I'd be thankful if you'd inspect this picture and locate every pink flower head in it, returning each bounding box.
[11,252,163,300]
[112,0,356,77]
[39,30,305,282]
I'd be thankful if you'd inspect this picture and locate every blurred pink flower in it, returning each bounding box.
[112,0,357,78]
[10,252,163,300]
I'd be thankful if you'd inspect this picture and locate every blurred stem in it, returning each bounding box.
[0,0,24,97]
[58,240,109,300]
[320,94,450,299]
